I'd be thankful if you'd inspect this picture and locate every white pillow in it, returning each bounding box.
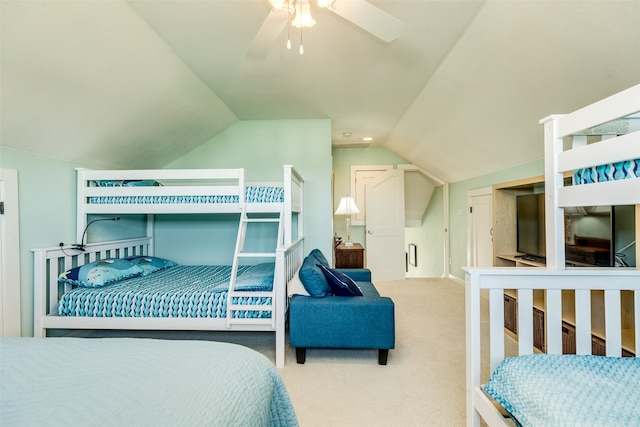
[287,266,310,298]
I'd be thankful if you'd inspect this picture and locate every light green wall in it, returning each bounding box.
[166,119,333,261]
[448,159,545,279]
[1,147,79,336]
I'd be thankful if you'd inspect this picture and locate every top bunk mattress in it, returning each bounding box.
[573,158,639,185]
[88,182,285,205]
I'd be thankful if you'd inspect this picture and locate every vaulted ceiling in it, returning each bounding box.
[2,1,639,182]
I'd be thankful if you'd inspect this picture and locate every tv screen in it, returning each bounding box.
[516,193,546,259]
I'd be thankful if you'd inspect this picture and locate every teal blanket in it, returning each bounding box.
[0,337,298,427]
[484,354,640,427]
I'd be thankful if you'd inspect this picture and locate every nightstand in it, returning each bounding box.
[334,243,364,268]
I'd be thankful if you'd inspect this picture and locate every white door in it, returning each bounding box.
[0,169,21,337]
[468,188,493,267]
[365,170,405,281]
[350,165,392,225]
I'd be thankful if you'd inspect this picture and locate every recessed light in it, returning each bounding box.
[363,137,373,142]
[343,132,352,138]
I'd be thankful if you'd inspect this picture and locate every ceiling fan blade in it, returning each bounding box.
[329,0,404,43]
[247,9,288,59]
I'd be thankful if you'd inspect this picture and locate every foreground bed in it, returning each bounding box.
[0,337,298,426]
[466,84,640,427]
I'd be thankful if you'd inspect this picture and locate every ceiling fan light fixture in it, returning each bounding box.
[292,1,316,28]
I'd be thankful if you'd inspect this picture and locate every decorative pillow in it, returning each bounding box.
[125,256,176,276]
[298,253,332,297]
[287,266,310,298]
[317,264,363,297]
[309,248,330,267]
[59,258,143,288]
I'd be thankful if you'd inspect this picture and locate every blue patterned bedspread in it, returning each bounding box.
[57,264,274,319]
[0,337,298,427]
[484,354,640,427]
[89,185,284,205]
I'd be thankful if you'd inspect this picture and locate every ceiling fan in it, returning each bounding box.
[247,0,404,58]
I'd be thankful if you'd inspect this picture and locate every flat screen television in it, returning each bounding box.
[516,193,546,260]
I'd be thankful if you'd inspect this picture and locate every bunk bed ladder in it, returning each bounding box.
[226,204,284,328]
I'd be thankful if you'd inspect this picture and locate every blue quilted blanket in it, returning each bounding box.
[57,264,274,318]
[484,354,640,427]
[0,337,298,426]
[89,185,285,205]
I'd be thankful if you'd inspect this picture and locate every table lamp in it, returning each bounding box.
[334,196,360,246]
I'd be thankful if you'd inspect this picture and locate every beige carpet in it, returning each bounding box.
[68,278,509,426]
[280,278,471,427]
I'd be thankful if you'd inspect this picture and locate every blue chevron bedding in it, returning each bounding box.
[57,263,274,319]
[0,337,298,427]
[484,354,640,427]
[573,158,639,185]
[88,185,284,205]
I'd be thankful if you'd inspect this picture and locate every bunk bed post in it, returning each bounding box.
[76,168,88,243]
[32,249,47,338]
[283,166,292,245]
[464,270,482,427]
[542,115,566,270]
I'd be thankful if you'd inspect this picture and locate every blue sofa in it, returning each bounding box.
[288,249,395,365]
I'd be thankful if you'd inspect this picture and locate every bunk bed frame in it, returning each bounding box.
[465,84,640,426]
[33,165,305,368]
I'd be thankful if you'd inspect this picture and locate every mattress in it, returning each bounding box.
[0,337,298,427]
[483,354,640,427]
[573,158,639,185]
[57,263,274,318]
[88,185,285,205]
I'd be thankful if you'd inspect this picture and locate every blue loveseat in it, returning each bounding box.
[288,249,395,365]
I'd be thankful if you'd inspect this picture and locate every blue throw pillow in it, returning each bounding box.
[125,256,177,276]
[298,253,332,297]
[317,264,363,297]
[59,258,143,288]
[309,249,330,267]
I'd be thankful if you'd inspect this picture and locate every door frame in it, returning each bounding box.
[0,168,21,337]
[467,186,493,268]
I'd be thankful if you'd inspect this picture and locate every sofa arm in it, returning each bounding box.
[335,268,371,282]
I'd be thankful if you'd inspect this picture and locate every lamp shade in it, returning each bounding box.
[335,196,360,215]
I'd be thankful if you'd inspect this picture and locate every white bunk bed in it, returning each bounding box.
[466,84,640,426]
[33,166,305,368]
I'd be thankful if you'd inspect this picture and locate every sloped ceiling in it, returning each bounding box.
[1,1,639,181]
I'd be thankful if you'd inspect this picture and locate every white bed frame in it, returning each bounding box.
[466,84,640,427]
[34,165,306,368]
[33,237,304,368]
[76,165,304,246]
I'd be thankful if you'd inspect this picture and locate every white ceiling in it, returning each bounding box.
[2,0,639,182]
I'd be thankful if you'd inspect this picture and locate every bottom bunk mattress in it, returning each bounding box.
[0,337,298,427]
[483,354,640,427]
[57,263,274,318]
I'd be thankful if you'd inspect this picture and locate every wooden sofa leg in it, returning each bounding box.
[296,347,306,364]
[378,349,389,365]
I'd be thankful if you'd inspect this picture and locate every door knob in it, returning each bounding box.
[367,230,372,234]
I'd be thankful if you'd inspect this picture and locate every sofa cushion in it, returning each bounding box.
[318,265,363,296]
[298,252,332,297]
